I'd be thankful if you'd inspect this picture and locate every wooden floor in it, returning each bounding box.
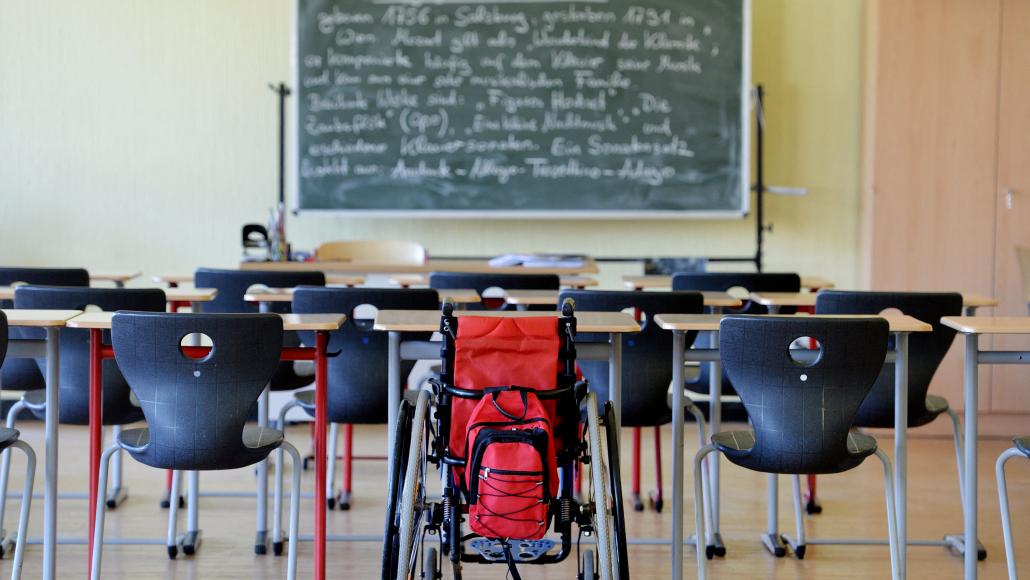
[0,422,1024,579]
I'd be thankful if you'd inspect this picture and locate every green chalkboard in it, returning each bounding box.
[294,0,749,216]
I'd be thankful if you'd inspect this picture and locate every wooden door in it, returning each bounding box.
[866,0,1002,409]
[990,0,1030,412]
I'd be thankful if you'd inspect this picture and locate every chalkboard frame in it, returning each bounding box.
[289,0,751,219]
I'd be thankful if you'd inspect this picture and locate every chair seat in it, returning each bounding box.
[0,428,21,452]
[711,429,877,474]
[118,426,283,452]
[1015,436,1030,458]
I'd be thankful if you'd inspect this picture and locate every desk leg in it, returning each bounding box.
[707,317,722,544]
[314,331,329,580]
[963,334,979,580]
[670,331,685,580]
[894,333,909,578]
[87,328,102,577]
[387,331,401,465]
[608,334,622,425]
[44,327,60,580]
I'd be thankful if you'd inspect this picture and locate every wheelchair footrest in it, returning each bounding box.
[469,538,555,562]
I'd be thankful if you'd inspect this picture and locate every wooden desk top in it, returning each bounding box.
[940,316,1030,334]
[66,312,346,331]
[503,289,742,308]
[244,287,481,305]
[1,309,83,327]
[374,310,640,333]
[1,286,217,303]
[749,291,999,309]
[622,275,835,291]
[165,288,217,302]
[391,274,598,289]
[654,313,933,333]
[240,257,599,276]
[153,274,364,287]
[91,272,142,283]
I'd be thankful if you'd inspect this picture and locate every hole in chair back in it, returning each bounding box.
[180,333,213,362]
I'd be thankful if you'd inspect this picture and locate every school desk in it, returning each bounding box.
[654,313,931,580]
[503,289,743,309]
[373,310,639,463]
[69,311,345,580]
[623,275,835,292]
[940,316,1030,580]
[241,257,599,276]
[2,308,82,579]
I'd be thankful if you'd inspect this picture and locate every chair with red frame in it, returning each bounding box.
[381,300,629,580]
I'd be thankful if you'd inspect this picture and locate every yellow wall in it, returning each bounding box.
[0,0,862,287]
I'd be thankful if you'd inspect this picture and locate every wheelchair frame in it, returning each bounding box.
[382,300,629,580]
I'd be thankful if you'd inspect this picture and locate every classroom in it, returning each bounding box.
[0,0,1027,579]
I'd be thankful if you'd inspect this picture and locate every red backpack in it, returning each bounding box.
[464,387,558,540]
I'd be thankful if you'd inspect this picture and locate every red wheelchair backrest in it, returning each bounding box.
[449,316,560,461]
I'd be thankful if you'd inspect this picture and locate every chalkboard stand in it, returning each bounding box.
[269,82,291,205]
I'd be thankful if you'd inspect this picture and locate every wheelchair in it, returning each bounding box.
[382,299,629,580]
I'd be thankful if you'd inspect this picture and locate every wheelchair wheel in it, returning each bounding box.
[381,399,415,580]
[603,402,630,580]
[393,389,433,580]
[583,393,616,580]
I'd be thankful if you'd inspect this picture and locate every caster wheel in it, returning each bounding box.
[273,541,284,556]
[794,546,806,560]
[805,500,822,515]
[327,497,335,510]
[167,546,178,559]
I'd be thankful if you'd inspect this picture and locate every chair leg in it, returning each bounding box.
[945,407,966,503]
[631,427,642,511]
[90,445,120,580]
[0,401,25,553]
[693,445,717,580]
[996,447,1021,580]
[326,422,339,510]
[107,426,128,509]
[788,475,806,559]
[279,441,303,580]
[340,423,353,510]
[166,470,181,559]
[686,402,716,554]
[874,449,900,580]
[181,471,201,556]
[651,426,664,512]
[255,387,270,555]
[273,400,298,557]
[8,440,34,580]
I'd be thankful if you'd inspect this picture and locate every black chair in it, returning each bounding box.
[693,316,898,579]
[0,311,35,577]
[815,291,966,502]
[274,287,438,521]
[92,312,302,578]
[996,436,1029,580]
[193,268,325,552]
[0,268,90,391]
[560,290,706,513]
[0,286,165,528]
[429,271,558,311]
[671,272,801,401]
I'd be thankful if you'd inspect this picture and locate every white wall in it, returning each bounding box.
[0,0,863,287]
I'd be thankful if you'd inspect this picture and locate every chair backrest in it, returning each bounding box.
[671,272,801,315]
[815,290,962,427]
[559,290,703,426]
[111,312,284,470]
[0,311,8,368]
[193,268,325,315]
[291,287,439,424]
[1017,245,1030,312]
[0,268,91,390]
[430,272,559,311]
[315,240,426,265]
[719,315,888,473]
[14,286,167,424]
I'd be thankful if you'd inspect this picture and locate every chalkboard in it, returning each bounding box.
[293,0,750,216]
